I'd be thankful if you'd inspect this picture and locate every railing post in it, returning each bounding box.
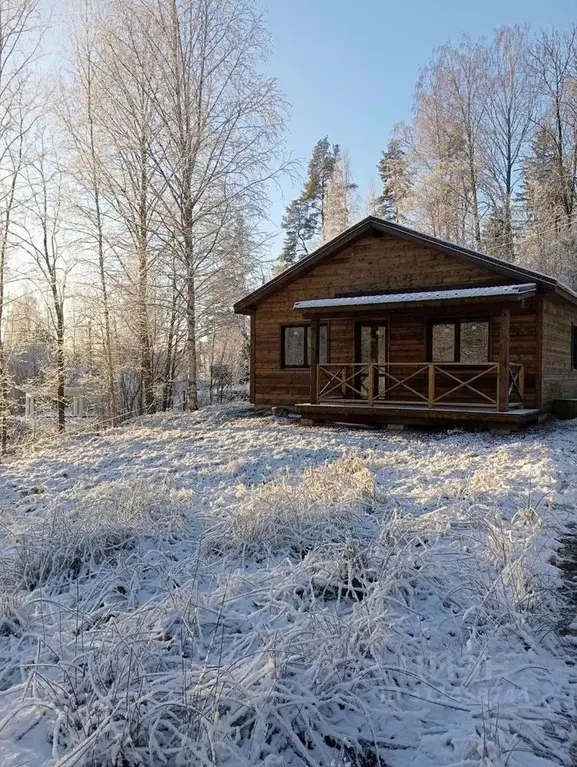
[367,363,375,405]
[497,307,510,412]
[309,316,319,404]
[428,363,435,408]
[518,365,525,405]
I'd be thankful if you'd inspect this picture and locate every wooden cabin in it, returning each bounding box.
[234,217,577,429]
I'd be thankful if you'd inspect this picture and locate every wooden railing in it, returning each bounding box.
[315,362,525,411]
[508,363,524,407]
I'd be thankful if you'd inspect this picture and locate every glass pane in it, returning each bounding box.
[359,325,387,363]
[284,326,305,367]
[461,321,489,363]
[432,323,456,362]
[360,325,372,363]
[306,325,329,365]
[376,326,387,363]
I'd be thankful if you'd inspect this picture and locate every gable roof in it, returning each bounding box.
[234,216,577,313]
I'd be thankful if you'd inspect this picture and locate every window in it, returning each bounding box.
[460,322,489,364]
[431,323,456,362]
[429,319,489,363]
[283,326,306,368]
[572,326,577,370]
[281,324,329,369]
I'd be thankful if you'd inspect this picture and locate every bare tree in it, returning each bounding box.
[138,0,287,411]
[0,0,42,451]
[63,0,118,422]
[528,26,577,229]
[323,151,358,241]
[481,26,534,259]
[0,0,288,445]
[392,28,537,260]
[90,0,165,415]
[431,40,488,248]
[401,98,470,243]
[19,143,74,432]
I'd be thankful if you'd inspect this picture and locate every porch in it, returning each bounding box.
[292,283,541,428]
[315,361,524,409]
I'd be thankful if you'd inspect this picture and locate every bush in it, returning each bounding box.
[3,479,197,590]
[208,456,378,559]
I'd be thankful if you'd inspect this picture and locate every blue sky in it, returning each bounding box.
[262,0,576,258]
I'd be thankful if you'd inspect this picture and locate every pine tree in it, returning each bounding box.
[278,137,339,267]
[302,136,340,231]
[279,198,315,267]
[375,137,412,222]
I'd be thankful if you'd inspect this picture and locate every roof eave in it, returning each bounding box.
[554,284,577,306]
[295,291,537,317]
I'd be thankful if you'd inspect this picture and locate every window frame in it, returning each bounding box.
[572,325,577,370]
[280,323,330,370]
[427,317,490,363]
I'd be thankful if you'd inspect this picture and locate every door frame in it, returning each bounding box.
[354,320,389,399]
[354,320,389,364]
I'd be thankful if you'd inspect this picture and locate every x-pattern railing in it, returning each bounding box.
[508,363,525,404]
[372,364,429,404]
[433,364,499,407]
[317,362,524,410]
[318,364,370,400]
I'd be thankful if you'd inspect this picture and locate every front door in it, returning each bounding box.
[356,323,388,398]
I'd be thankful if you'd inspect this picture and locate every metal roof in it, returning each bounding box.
[294,283,537,311]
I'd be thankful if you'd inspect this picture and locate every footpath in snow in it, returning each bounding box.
[0,404,575,766]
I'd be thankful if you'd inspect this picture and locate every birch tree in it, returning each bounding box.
[20,146,74,432]
[92,0,164,415]
[420,41,488,247]
[0,0,42,451]
[481,26,534,259]
[407,66,474,242]
[140,0,287,411]
[323,151,358,241]
[388,27,537,258]
[527,26,577,230]
[63,1,118,422]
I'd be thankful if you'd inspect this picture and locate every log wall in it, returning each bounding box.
[541,295,577,409]
[252,233,539,407]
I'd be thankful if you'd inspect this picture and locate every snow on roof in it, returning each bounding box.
[294,283,537,311]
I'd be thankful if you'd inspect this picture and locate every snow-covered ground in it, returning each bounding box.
[0,404,576,766]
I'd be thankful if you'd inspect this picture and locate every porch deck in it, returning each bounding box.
[296,400,541,428]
